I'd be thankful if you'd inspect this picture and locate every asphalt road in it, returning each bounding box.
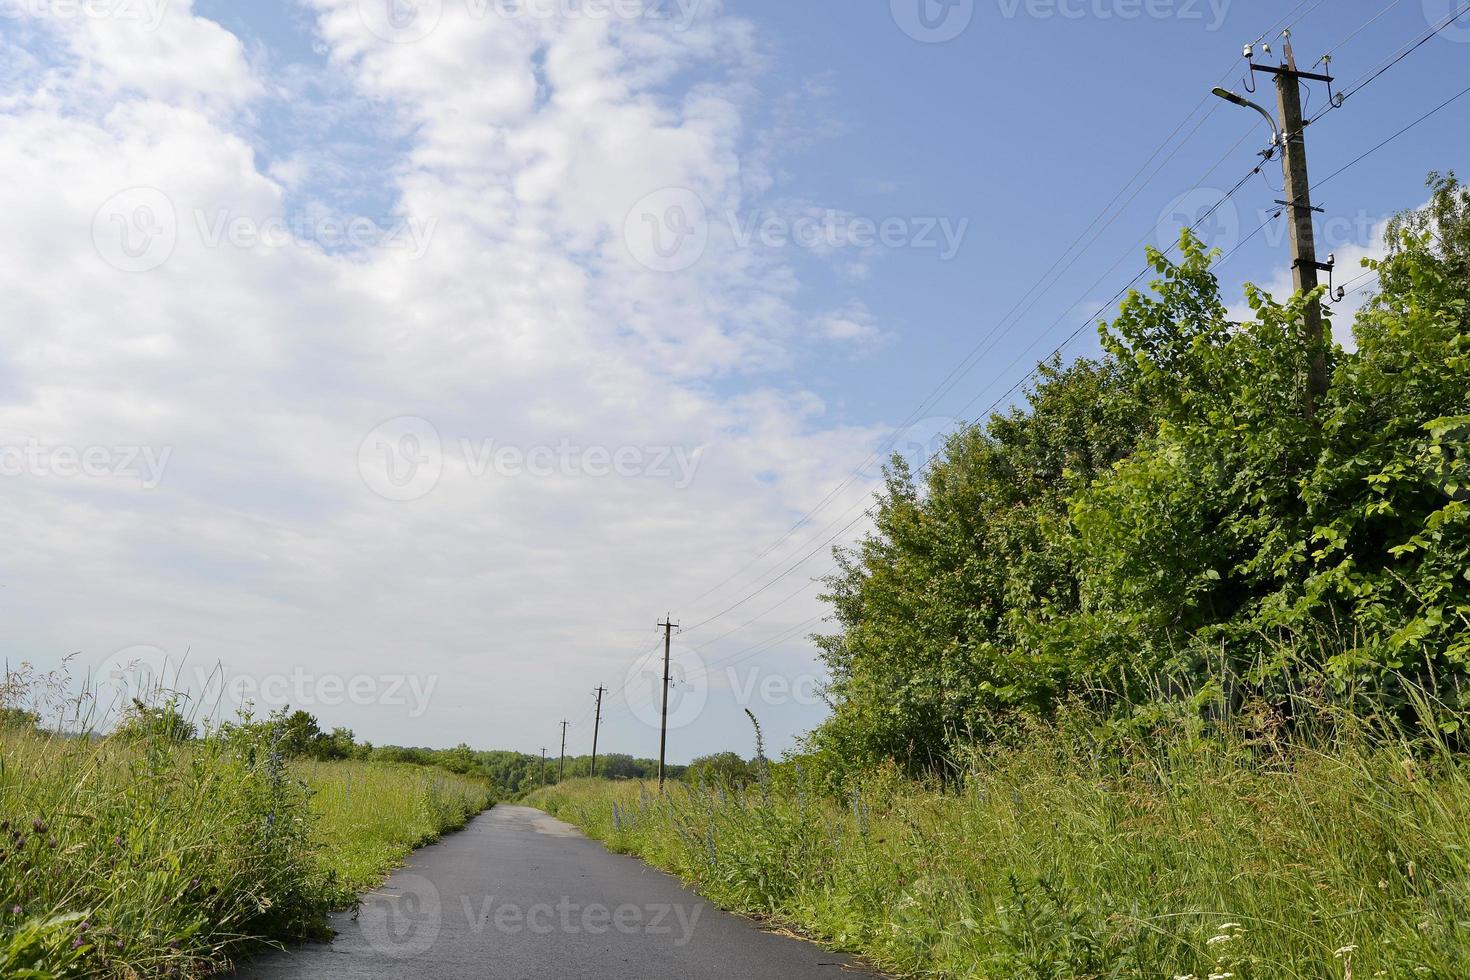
[233,804,879,980]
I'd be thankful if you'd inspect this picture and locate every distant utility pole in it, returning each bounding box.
[657,615,679,791]
[558,720,569,783]
[590,686,607,778]
[1217,34,1335,422]
[540,747,547,787]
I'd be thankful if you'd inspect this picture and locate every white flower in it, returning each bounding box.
[1335,945,1359,957]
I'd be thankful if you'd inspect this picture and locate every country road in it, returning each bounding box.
[234,805,879,979]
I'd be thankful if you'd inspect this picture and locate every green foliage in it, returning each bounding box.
[685,752,756,788]
[114,698,198,743]
[532,698,1470,980]
[0,714,494,979]
[813,175,1470,775]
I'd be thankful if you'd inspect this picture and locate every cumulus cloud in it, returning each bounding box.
[0,0,890,757]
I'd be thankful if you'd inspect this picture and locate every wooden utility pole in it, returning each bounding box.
[558,720,569,782]
[540,747,547,787]
[1259,39,1333,421]
[590,686,607,778]
[656,615,678,791]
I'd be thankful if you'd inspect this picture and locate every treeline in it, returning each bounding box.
[210,707,681,795]
[812,173,1470,777]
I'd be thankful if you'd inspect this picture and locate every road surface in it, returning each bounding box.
[234,804,879,979]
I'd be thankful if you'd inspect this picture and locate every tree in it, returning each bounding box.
[685,752,753,787]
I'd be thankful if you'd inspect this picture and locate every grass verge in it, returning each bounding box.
[528,725,1470,979]
[0,726,495,978]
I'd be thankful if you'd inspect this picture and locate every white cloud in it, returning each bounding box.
[0,0,888,758]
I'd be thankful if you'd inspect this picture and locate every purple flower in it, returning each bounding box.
[10,905,21,916]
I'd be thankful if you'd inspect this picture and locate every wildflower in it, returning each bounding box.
[1335,945,1359,957]
[1208,974,1233,980]
[9,905,20,916]
[31,819,46,834]
[1206,934,1237,946]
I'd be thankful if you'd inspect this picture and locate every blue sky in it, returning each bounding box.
[1,0,1466,763]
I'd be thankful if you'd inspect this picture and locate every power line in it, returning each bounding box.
[671,23,1312,619]
[1309,1,1470,125]
[599,25,1466,725]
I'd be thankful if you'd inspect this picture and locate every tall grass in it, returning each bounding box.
[530,711,1470,978]
[304,760,493,898]
[0,725,495,978]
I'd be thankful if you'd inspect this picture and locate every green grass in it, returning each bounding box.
[303,760,493,897]
[529,724,1470,979]
[0,726,496,979]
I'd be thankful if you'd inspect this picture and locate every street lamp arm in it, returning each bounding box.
[1211,87,1281,150]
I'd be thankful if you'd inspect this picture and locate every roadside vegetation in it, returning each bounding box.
[0,675,495,980]
[534,175,1470,978]
[533,696,1470,979]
